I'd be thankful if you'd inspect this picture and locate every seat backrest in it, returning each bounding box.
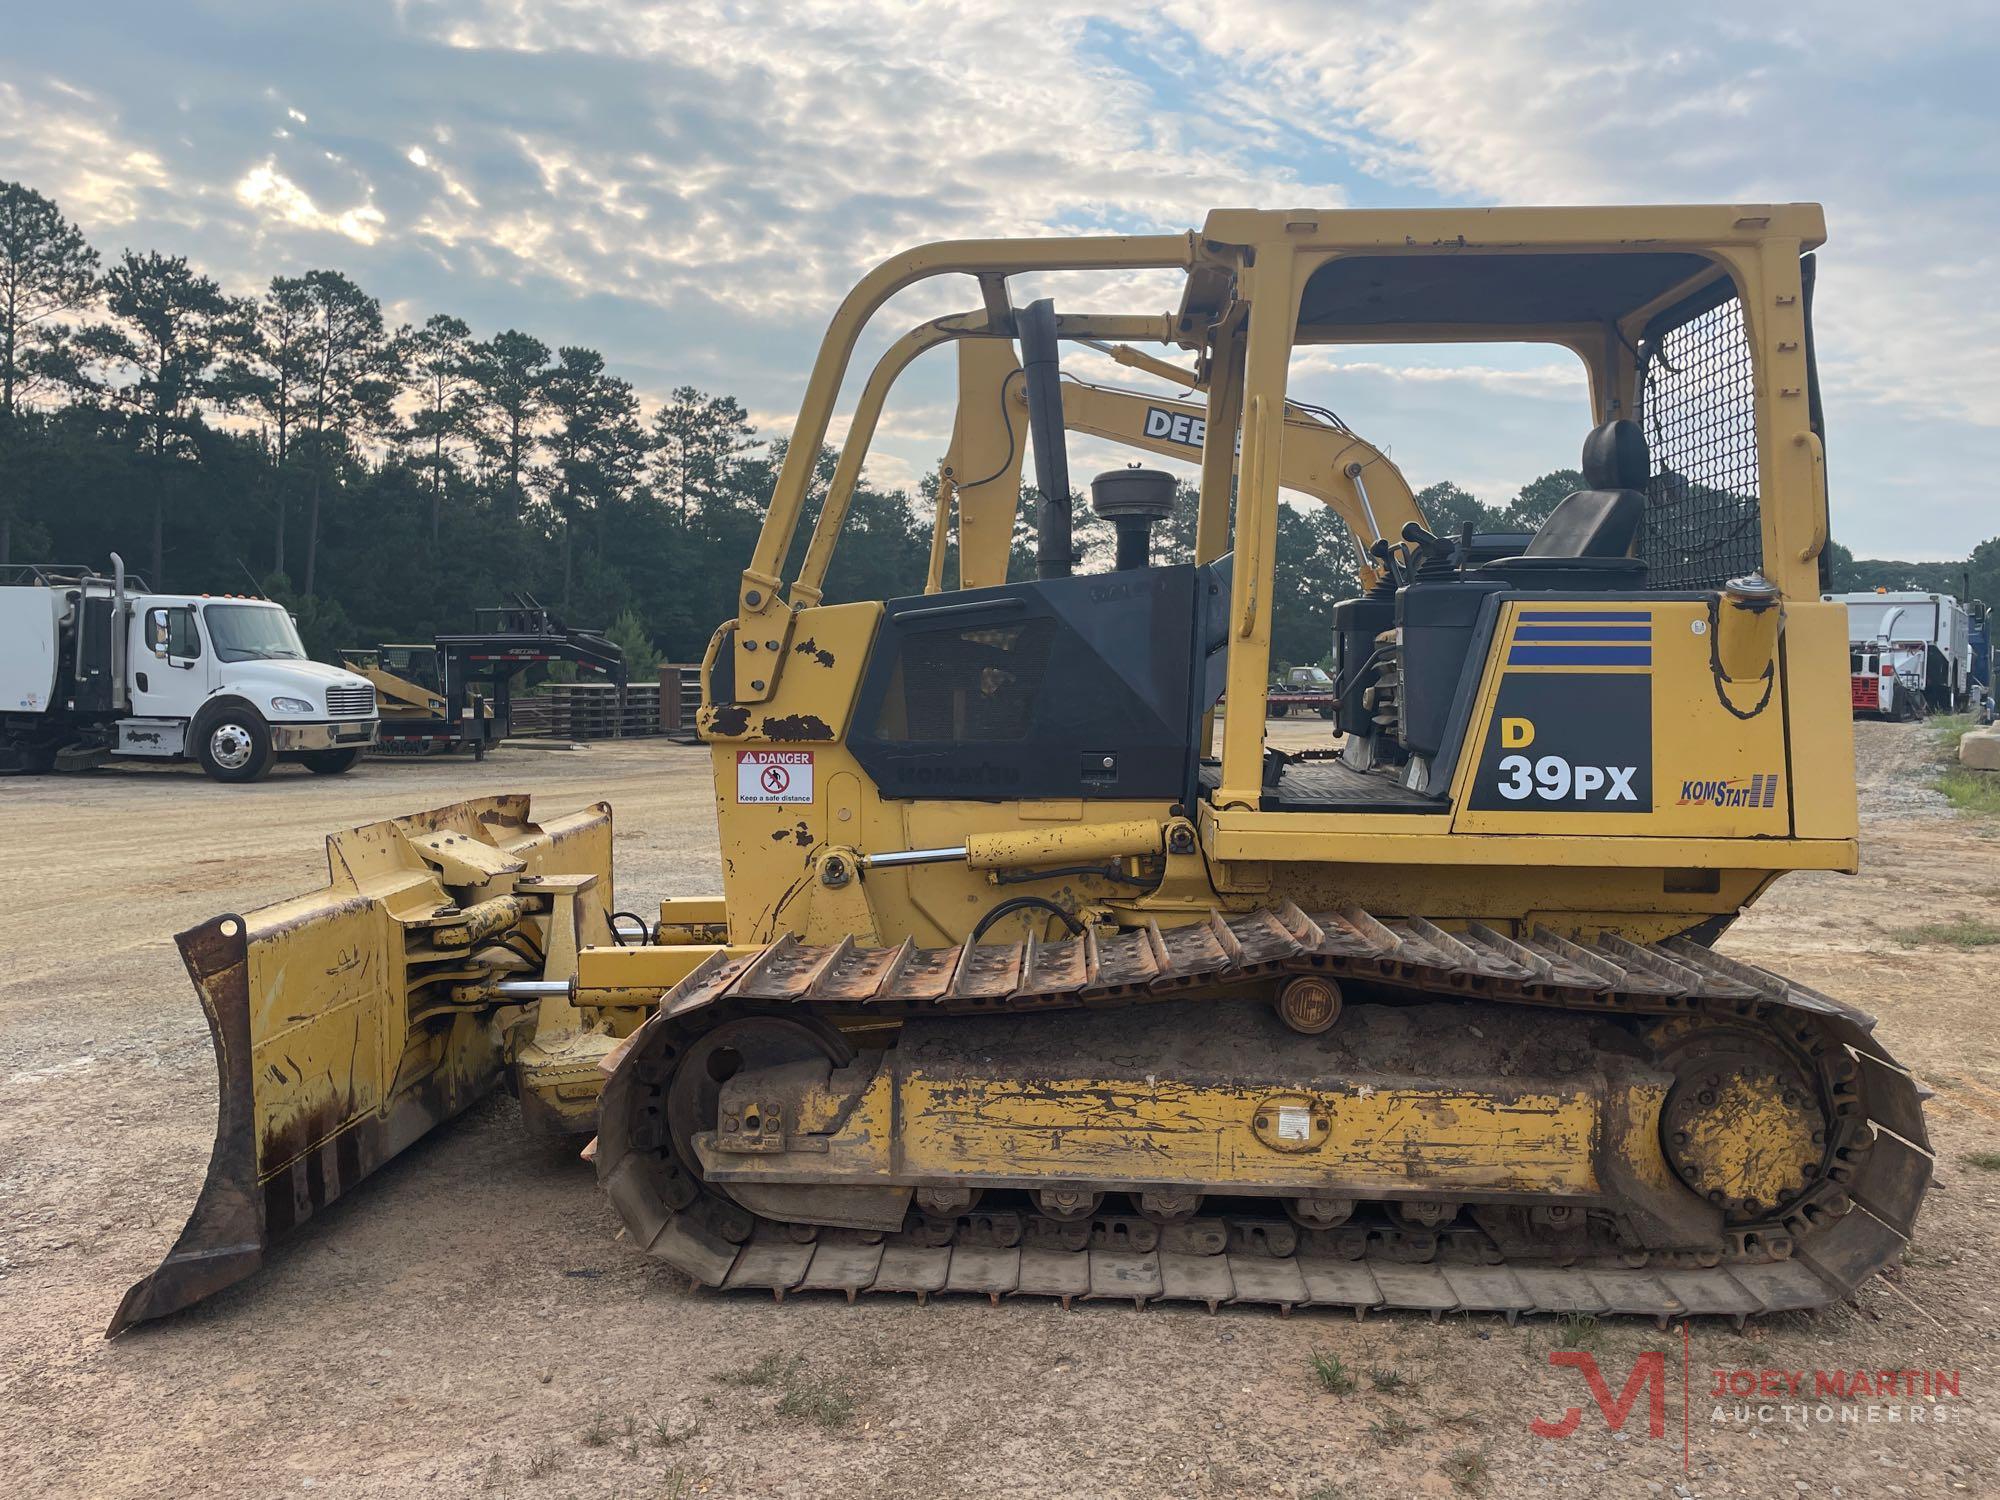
[1523,420,1649,559]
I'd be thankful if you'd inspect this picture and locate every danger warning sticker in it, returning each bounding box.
[736,749,814,804]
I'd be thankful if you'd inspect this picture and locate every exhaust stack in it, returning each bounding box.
[1017,298,1074,579]
[109,552,128,712]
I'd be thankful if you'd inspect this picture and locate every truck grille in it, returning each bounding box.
[326,685,377,718]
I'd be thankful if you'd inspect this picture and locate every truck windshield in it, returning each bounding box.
[204,604,308,662]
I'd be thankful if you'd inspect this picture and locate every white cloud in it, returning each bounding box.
[1,0,1994,553]
[1291,352,1585,401]
[234,160,387,244]
[0,80,169,225]
[1159,0,2000,436]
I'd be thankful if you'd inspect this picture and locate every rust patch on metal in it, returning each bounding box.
[758,714,835,741]
[107,915,264,1336]
[707,704,752,737]
[793,637,836,667]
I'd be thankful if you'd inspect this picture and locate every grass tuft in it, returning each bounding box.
[1310,1348,1358,1395]
[1442,1446,1490,1493]
[717,1352,801,1388]
[1933,713,1978,756]
[773,1366,857,1430]
[579,1412,614,1448]
[1368,1366,1414,1395]
[523,1443,562,1477]
[1368,1412,1419,1446]
[718,1351,857,1430]
[660,1463,696,1500]
[1554,1311,1600,1350]
[652,1417,702,1448]
[1936,766,2000,816]
[1890,917,2000,948]
[1965,1150,2000,1172]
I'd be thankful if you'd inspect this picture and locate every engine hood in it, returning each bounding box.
[217,659,376,710]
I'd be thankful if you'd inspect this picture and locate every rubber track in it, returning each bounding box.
[598,906,1935,1323]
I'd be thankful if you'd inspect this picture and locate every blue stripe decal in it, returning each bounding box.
[1513,624,1653,642]
[1518,610,1652,622]
[1507,646,1653,667]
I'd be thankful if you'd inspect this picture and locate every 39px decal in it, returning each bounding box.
[1469,671,1652,813]
[1495,750,1640,804]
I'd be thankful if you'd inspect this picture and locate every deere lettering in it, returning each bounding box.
[1143,406,1206,448]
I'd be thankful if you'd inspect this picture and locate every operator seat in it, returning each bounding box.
[1479,419,1650,588]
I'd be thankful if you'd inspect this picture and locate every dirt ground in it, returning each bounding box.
[4,722,1998,1499]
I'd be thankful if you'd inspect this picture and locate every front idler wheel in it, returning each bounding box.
[664,1014,853,1186]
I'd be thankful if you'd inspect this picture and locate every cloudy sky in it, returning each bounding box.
[4,0,1995,558]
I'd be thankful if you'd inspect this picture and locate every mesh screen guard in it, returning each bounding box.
[1636,278,1763,589]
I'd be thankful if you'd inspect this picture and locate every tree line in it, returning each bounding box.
[2,178,1989,677]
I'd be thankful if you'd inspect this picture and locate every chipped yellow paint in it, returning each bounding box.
[897,1073,1603,1192]
[1608,1080,1681,1196]
[702,1065,1617,1197]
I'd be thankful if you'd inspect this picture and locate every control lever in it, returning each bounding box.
[1368,537,1404,588]
[1400,520,1455,565]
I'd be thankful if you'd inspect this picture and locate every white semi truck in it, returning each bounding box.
[1825,588,1981,720]
[0,557,379,782]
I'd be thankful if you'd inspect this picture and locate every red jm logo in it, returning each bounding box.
[1532,1351,1668,1439]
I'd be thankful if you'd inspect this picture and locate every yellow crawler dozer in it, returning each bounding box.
[114,205,1931,1335]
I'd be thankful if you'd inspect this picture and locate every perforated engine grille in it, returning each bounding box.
[1638,285,1762,590]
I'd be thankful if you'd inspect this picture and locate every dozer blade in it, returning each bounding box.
[109,795,612,1336]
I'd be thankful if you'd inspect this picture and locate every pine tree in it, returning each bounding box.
[66,250,253,584]
[604,607,658,675]
[0,180,99,563]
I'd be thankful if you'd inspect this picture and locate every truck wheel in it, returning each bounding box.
[1317,705,1337,720]
[196,711,275,783]
[0,739,57,774]
[300,748,362,776]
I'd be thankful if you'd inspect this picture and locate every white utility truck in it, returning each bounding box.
[1825,588,1979,720]
[0,557,379,781]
